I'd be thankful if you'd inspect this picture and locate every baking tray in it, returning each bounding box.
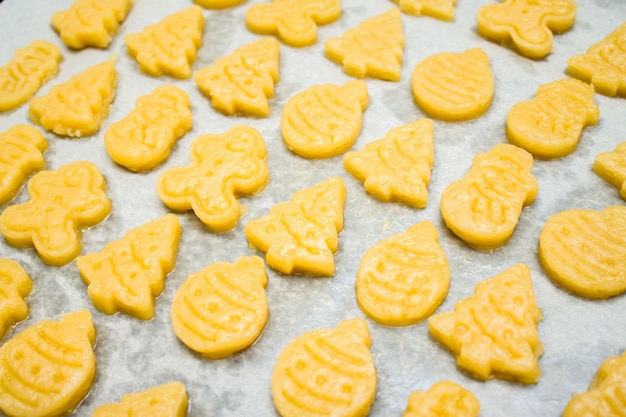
[1,0,625,415]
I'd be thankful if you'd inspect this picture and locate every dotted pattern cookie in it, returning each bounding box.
[402,380,480,417]
[171,256,268,359]
[245,176,346,276]
[476,0,577,59]
[77,214,182,320]
[356,221,449,326]
[271,318,377,417]
[104,85,192,172]
[281,80,369,159]
[506,78,599,160]
[0,258,32,342]
[0,124,48,207]
[91,381,188,417]
[411,48,493,121]
[51,0,133,49]
[125,6,205,79]
[428,264,544,384]
[539,206,626,299]
[393,0,457,21]
[593,141,626,201]
[28,58,118,137]
[194,38,280,117]
[0,161,112,266]
[0,40,62,112]
[157,125,268,233]
[0,310,96,417]
[245,0,342,47]
[324,8,404,81]
[440,144,538,250]
[343,119,433,208]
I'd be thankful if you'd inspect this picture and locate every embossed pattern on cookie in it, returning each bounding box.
[402,380,480,417]
[0,258,32,342]
[91,381,189,417]
[393,0,457,21]
[593,141,626,201]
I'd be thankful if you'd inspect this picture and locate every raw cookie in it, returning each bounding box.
[356,221,449,326]
[506,78,599,160]
[194,0,246,9]
[477,0,577,59]
[429,264,544,384]
[324,8,404,81]
[157,126,268,233]
[538,206,626,299]
[411,48,493,121]
[402,380,480,417]
[245,177,346,276]
[271,318,377,417]
[281,80,369,159]
[393,0,457,21]
[104,85,192,172]
[171,256,268,359]
[77,214,182,320]
[0,40,62,112]
[440,143,538,250]
[0,258,32,342]
[593,141,626,201]
[343,119,433,208]
[91,381,188,417]
[245,0,342,47]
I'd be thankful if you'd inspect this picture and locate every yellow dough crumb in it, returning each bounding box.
[0,40,62,113]
[538,206,626,299]
[125,6,205,79]
[429,264,544,384]
[157,125,268,233]
[0,124,48,207]
[281,80,369,159]
[194,0,246,9]
[0,258,32,342]
[393,0,457,21]
[271,318,377,417]
[104,85,192,172]
[477,0,577,59]
[344,119,433,208]
[77,214,182,320]
[91,381,189,417]
[0,310,96,417]
[411,48,493,121]
[440,144,538,250]
[324,8,404,81]
[356,221,449,326]
[402,380,480,417]
[245,176,346,276]
[245,0,341,47]
[171,256,268,359]
[194,37,280,117]
[28,58,118,138]
[593,141,626,201]
[0,161,112,266]
[563,350,626,417]
[51,0,133,49]
[506,78,599,160]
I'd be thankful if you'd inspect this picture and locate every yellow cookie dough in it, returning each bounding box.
[393,0,457,21]
[194,0,246,9]
[402,380,480,417]
[593,141,626,201]
[0,258,32,342]
[91,381,188,417]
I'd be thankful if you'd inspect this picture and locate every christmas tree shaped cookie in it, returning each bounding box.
[281,80,369,159]
[77,214,182,320]
[356,221,449,326]
[567,22,626,97]
[171,256,268,359]
[0,258,32,341]
[245,0,342,47]
[429,264,544,384]
[0,310,97,417]
[440,144,538,250]
[157,125,268,233]
[125,6,205,79]
[402,381,480,417]
[477,0,577,59]
[245,176,346,276]
[51,0,133,49]
[324,8,404,81]
[194,37,280,117]
[0,124,48,206]
[272,318,377,417]
[393,0,457,21]
[344,119,434,208]
[91,381,188,417]
[506,78,599,160]
[593,141,626,201]
[0,161,112,266]
[539,206,626,299]
[28,58,118,137]
[105,85,192,172]
[0,40,62,112]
